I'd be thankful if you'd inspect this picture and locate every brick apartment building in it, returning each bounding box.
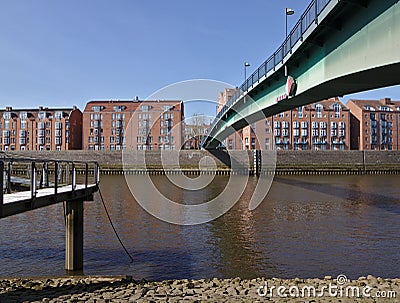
[261,98,351,150]
[0,106,82,151]
[217,88,351,150]
[347,98,400,150]
[82,99,184,151]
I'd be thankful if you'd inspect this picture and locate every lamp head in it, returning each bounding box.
[286,8,295,15]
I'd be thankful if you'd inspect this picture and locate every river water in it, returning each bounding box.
[0,174,399,280]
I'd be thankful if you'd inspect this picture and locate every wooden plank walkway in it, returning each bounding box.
[1,184,97,218]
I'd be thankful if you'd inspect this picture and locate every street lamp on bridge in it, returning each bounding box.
[285,8,295,76]
[244,61,250,83]
[285,8,295,38]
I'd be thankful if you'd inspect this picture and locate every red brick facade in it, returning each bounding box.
[347,98,400,150]
[82,99,184,151]
[0,106,82,151]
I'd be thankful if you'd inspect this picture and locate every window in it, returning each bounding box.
[282,129,289,137]
[19,112,28,120]
[293,129,300,137]
[274,121,280,128]
[113,106,126,112]
[331,122,337,129]
[315,104,323,118]
[3,112,12,120]
[55,111,63,120]
[312,129,318,136]
[301,121,308,129]
[141,105,152,112]
[301,129,308,137]
[379,106,391,112]
[265,138,270,150]
[298,106,304,118]
[38,111,46,120]
[282,121,289,129]
[92,106,104,112]
[274,129,280,136]
[293,121,299,129]
[20,120,27,129]
[333,103,341,118]
[312,122,318,129]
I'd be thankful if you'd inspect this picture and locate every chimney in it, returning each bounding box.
[39,106,43,111]
[381,98,391,105]
[5,106,12,111]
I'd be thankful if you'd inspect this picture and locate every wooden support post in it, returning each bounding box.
[65,199,84,271]
[0,161,4,218]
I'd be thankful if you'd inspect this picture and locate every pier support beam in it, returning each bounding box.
[65,199,84,272]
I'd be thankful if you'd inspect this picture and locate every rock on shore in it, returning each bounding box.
[0,275,399,302]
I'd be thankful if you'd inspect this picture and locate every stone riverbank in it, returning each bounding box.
[0,275,398,302]
[5,150,400,175]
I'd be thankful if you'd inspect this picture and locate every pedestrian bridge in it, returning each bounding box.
[202,0,400,148]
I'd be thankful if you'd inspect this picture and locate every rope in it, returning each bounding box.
[98,186,134,263]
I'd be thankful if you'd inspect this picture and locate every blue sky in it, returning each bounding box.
[1,0,399,117]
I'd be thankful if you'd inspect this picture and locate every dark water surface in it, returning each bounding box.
[0,174,399,280]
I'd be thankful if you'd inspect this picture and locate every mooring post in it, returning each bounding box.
[65,199,84,271]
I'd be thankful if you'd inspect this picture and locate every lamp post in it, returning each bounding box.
[244,62,250,83]
[285,8,295,76]
[285,8,295,38]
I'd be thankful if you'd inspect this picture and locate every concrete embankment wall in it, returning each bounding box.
[4,150,400,175]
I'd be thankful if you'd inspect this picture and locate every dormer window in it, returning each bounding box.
[315,104,323,118]
[55,111,63,120]
[19,112,28,120]
[3,112,11,120]
[379,106,392,112]
[92,106,105,112]
[38,111,46,120]
[113,106,126,112]
[333,103,341,118]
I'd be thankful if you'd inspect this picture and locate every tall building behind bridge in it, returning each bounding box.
[347,98,400,150]
[217,88,351,151]
[0,106,82,151]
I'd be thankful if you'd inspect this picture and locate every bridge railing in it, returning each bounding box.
[0,156,99,202]
[203,0,334,147]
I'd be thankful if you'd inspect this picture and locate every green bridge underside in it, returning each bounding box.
[204,0,400,149]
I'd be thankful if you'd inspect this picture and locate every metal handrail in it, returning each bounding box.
[0,157,99,203]
[202,0,334,147]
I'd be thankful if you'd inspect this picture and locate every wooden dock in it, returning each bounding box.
[0,157,99,272]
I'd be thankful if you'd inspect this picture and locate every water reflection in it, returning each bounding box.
[0,174,399,279]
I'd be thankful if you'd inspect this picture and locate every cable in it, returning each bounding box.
[98,186,134,263]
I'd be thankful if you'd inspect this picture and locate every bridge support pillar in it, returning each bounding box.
[65,199,84,271]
